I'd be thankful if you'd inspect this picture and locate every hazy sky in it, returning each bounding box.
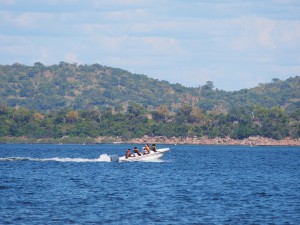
[1,0,300,91]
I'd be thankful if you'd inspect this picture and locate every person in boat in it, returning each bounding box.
[143,144,150,154]
[125,148,134,158]
[151,144,157,152]
[133,147,141,156]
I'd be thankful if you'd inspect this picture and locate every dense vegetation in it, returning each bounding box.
[0,104,299,142]
[0,62,299,142]
[0,62,299,112]
[0,62,194,112]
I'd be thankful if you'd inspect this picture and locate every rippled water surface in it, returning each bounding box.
[0,144,299,224]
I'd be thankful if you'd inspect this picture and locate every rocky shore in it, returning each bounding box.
[1,135,300,146]
[124,135,300,146]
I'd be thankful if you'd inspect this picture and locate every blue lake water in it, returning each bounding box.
[0,144,299,224]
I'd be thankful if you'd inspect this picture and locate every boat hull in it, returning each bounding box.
[119,148,170,162]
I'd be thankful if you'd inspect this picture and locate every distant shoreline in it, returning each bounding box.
[126,135,300,146]
[1,136,300,146]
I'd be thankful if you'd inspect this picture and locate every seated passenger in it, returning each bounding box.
[133,147,141,156]
[151,144,157,152]
[143,144,150,154]
[125,148,133,158]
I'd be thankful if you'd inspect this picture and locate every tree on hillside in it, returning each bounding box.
[152,105,172,122]
[66,111,79,123]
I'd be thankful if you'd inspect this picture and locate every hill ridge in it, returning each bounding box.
[0,62,299,112]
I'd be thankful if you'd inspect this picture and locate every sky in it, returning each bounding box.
[0,0,300,91]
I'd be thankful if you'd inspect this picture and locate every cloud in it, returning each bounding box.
[2,0,16,5]
[90,0,151,8]
[0,11,54,29]
[0,35,48,64]
[218,15,300,57]
[33,47,50,63]
[217,16,272,51]
[272,0,298,3]
[254,18,276,49]
[143,37,182,55]
[0,0,299,90]
[106,8,149,21]
[276,21,300,49]
[64,52,81,64]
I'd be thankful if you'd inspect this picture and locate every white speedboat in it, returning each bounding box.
[116,148,170,162]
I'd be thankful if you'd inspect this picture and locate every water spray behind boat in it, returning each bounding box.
[109,155,120,162]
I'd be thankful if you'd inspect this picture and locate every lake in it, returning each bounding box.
[0,144,299,224]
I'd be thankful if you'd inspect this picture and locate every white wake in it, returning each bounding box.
[0,154,112,163]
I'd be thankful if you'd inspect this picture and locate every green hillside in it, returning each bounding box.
[0,62,194,111]
[0,62,300,142]
[229,77,300,112]
[0,62,299,112]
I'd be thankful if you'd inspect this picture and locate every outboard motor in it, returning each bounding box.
[110,155,119,162]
